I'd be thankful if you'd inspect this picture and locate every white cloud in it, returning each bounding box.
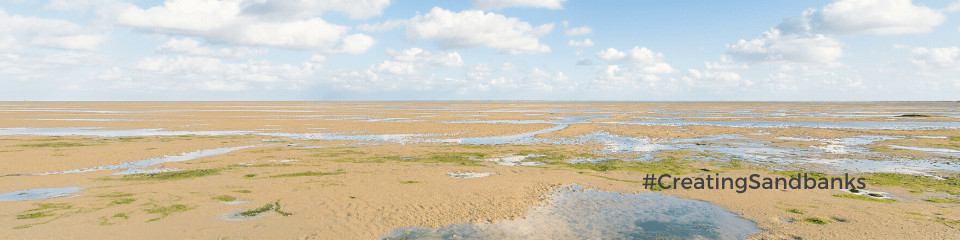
[596,47,674,74]
[157,38,266,58]
[687,69,748,86]
[568,38,594,47]
[463,63,575,93]
[116,0,375,54]
[130,55,322,90]
[370,60,417,76]
[366,48,463,76]
[806,0,944,35]
[387,48,463,67]
[0,8,107,50]
[564,26,592,37]
[241,0,391,20]
[909,47,960,69]
[398,7,554,55]
[367,48,463,77]
[726,28,842,64]
[705,56,749,70]
[474,0,566,10]
[592,46,676,90]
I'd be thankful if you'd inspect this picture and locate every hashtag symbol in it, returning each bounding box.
[643,174,656,189]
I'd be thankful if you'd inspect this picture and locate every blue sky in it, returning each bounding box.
[1,0,959,101]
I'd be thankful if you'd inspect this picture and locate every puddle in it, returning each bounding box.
[450,116,608,145]
[481,155,544,166]
[32,145,256,175]
[447,172,495,178]
[608,120,960,130]
[456,124,570,145]
[29,118,150,121]
[800,158,960,176]
[0,127,256,137]
[581,132,675,153]
[776,136,899,155]
[839,189,893,199]
[0,187,83,201]
[568,158,610,164]
[384,186,761,239]
[222,210,269,221]
[224,200,251,205]
[889,145,960,158]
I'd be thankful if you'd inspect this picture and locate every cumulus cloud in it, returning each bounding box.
[806,0,944,35]
[387,48,463,67]
[241,0,391,20]
[591,46,676,90]
[596,47,675,74]
[116,0,375,54]
[687,69,748,86]
[568,38,594,47]
[463,63,575,93]
[0,8,107,51]
[565,26,592,37]
[367,48,463,76]
[130,55,322,90]
[474,0,566,10]
[726,0,947,66]
[156,38,266,58]
[909,47,960,69]
[371,7,554,55]
[726,28,842,64]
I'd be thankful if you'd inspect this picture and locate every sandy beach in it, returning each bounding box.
[1,102,958,239]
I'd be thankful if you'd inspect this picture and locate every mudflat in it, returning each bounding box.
[1,102,958,239]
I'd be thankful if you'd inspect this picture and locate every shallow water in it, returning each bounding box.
[447,172,495,178]
[452,116,608,145]
[31,145,256,175]
[0,127,256,137]
[0,187,83,201]
[481,155,545,166]
[799,158,960,176]
[607,120,960,130]
[889,145,960,158]
[384,186,761,239]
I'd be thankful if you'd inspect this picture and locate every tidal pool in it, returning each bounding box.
[0,187,82,201]
[31,145,256,175]
[607,120,960,130]
[384,186,761,239]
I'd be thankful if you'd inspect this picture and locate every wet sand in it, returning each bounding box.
[1,102,958,239]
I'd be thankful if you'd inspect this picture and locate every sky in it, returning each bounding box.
[1,0,960,101]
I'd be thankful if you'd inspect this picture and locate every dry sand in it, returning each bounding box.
[0,102,958,239]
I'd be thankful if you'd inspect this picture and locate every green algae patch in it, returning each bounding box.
[865,173,960,195]
[268,169,344,178]
[554,158,694,175]
[802,217,832,225]
[144,204,193,222]
[924,198,960,204]
[113,169,222,181]
[96,192,134,198]
[17,142,95,148]
[405,152,488,166]
[212,195,237,202]
[833,194,898,203]
[786,209,805,214]
[16,212,55,220]
[238,200,293,217]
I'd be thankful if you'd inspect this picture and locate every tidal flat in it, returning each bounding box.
[0,102,959,239]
